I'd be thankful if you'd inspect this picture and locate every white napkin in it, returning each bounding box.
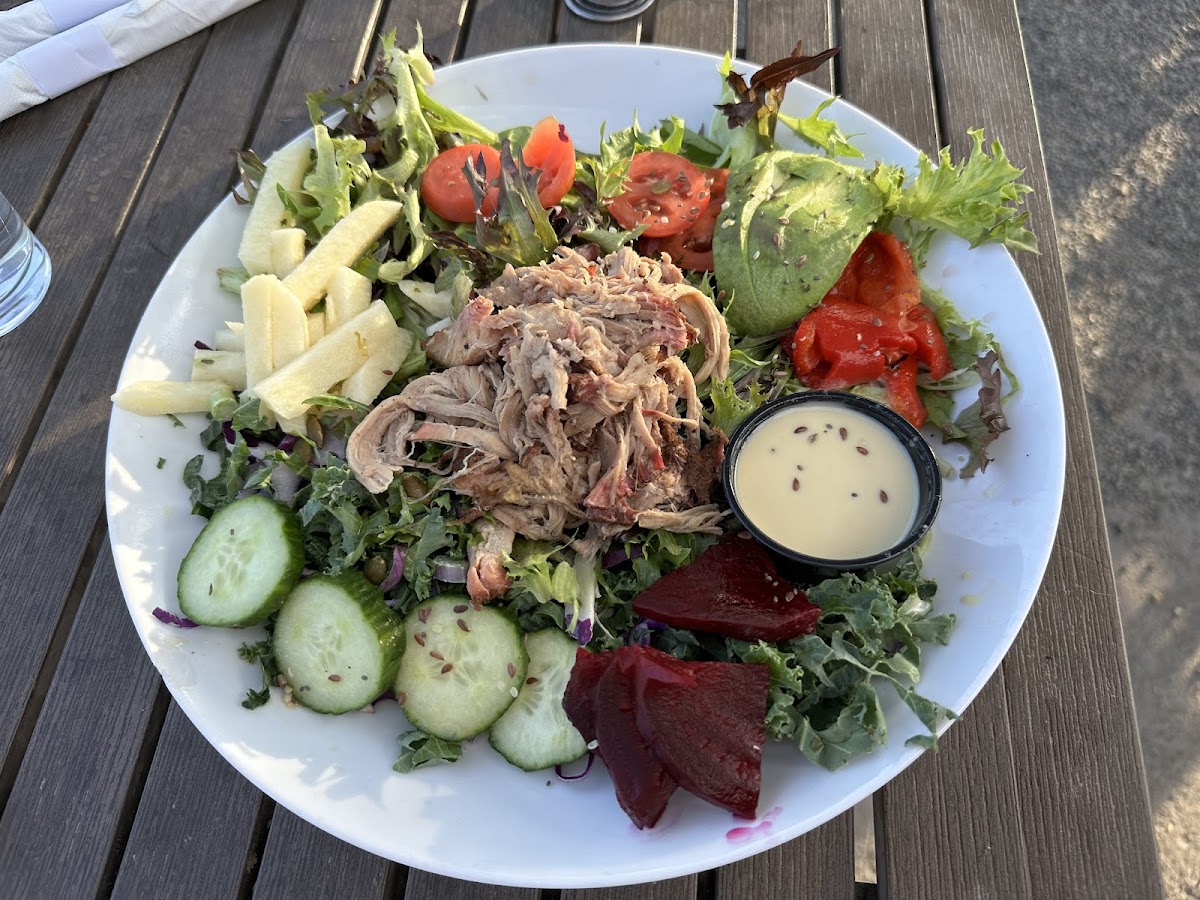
[0,0,129,59]
[0,0,262,122]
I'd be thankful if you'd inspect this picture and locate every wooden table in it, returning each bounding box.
[0,0,1164,897]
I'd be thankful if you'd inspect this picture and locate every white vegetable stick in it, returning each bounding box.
[212,327,244,352]
[254,300,396,419]
[241,274,276,393]
[306,311,326,345]
[225,320,244,336]
[191,350,247,390]
[324,266,372,330]
[269,281,309,369]
[269,227,308,277]
[341,323,413,405]
[396,278,453,319]
[112,380,229,416]
[238,138,314,276]
[282,200,402,309]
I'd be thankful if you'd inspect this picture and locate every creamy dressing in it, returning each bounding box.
[732,402,919,560]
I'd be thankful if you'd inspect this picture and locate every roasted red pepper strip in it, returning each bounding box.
[899,304,952,381]
[882,356,926,428]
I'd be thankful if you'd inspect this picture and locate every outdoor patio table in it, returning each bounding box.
[0,0,1164,897]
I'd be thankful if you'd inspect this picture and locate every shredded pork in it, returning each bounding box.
[348,247,730,601]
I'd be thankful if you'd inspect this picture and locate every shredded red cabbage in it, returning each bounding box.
[278,434,298,453]
[379,546,407,593]
[152,607,199,628]
[433,557,469,583]
[602,544,643,569]
[555,752,595,781]
[194,339,212,351]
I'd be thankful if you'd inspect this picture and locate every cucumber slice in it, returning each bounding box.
[177,495,303,626]
[489,629,588,771]
[395,595,528,741]
[273,572,405,714]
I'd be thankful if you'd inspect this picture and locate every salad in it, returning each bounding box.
[112,30,1035,828]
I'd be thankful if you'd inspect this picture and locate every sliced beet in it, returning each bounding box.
[631,646,769,819]
[562,647,613,744]
[592,649,678,829]
[632,534,820,641]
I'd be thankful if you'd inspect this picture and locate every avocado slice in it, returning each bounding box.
[714,151,885,336]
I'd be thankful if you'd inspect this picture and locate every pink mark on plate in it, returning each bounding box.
[942,264,959,278]
[725,805,782,843]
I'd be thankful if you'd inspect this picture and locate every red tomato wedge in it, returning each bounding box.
[420,143,501,223]
[522,115,576,208]
[607,151,710,238]
[642,168,728,270]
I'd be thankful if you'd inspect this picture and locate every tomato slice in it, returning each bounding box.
[607,151,709,238]
[420,144,501,223]
[643,168,728,270]
[522,116,576,208]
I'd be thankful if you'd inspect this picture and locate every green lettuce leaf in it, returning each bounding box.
[394,730,463,772]
[778,97,864,160]
[467,139,558,269]
[302,125,370,236]
[875,129,1037,253]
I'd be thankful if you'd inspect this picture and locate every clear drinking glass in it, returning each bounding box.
[0,191,52,336]
[563,0,656,22]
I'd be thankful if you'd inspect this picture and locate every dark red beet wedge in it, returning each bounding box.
[562,647,613,744]
[592,650,678,829]
[632,534,821,641]
[631,646,769,819]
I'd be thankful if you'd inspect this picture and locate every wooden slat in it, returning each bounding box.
[0,546,167,898]
[250,0,386,155]
[404,871,538,900]
[567,876,698,900]
[253,809,395,899]
[556,3,644,43]
[743,0,833,92]
[0,81,107,225]
[835,2,1036,896]
[873,680,1032,898]
[109,705,268,900]
[378,0,467,63]
[717,814,856,900]
[0,38,207,516]
[838,0,939,154]
[0,0,293,842]
[653,0,737,56]
[925,1,1162,896]
[463,0,556,55]
[0,34,207,777]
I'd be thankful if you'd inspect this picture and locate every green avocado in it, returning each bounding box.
[714,151,885,336]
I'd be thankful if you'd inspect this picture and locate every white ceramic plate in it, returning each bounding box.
[105,45,1066,888]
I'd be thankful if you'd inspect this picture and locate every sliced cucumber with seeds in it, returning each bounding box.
[177,494,303,627]
[489,628,588,771]
[273,572,405,714]
[395,594,528,741]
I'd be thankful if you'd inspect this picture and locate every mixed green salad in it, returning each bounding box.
[126,30,1036,787]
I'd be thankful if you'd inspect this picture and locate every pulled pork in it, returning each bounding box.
[348,247,730,600]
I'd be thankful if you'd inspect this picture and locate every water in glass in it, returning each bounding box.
[0,191,52,337]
